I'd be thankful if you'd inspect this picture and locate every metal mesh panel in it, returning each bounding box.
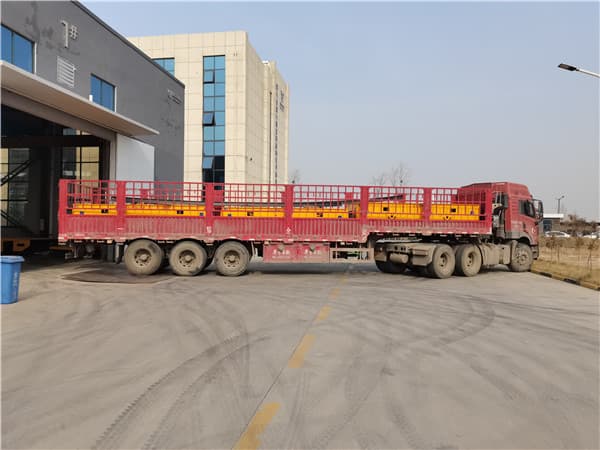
[431,186,485,222]
[292,185,361,219]
[124,181,206,217]
[67,180,118,215]
[367,186,424,220]
[213,183,286,218]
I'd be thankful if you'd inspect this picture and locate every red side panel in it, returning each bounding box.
[263,243,330,263]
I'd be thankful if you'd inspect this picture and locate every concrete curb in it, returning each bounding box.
[531,268,600,291]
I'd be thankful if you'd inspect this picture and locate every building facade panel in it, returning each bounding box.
[131,31,288,184]
[1,0,185,181]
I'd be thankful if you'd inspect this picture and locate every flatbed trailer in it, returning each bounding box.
[58,179,543,278]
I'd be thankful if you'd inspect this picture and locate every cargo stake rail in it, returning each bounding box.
[59,180,492,243]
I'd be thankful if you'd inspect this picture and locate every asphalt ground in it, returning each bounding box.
[2,259,598,449]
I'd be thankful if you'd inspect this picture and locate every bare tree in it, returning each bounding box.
[289,169,301,184]
[370,163,411,186]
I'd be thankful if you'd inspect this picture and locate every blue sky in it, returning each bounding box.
[86,1,599,220]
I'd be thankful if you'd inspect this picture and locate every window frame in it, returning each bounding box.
[519,199,536,218]
[153,57,175,76]
[202,112,215,126]
[202,55,226,183]
[90,74,116,111]
[1,24,34,73]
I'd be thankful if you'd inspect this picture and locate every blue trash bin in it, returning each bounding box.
[1,255,25,304]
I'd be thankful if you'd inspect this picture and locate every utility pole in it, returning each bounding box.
[556,195,565,214]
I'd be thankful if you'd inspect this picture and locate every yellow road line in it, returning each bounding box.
[329,287,340,299]
[233,402,280,450]
[287,334,316,368]
[315,305,332,322]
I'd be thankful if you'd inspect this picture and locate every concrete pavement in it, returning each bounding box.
[2,260,598,449]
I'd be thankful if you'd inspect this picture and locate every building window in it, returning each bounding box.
[1,25,34,72]
[203,55,225,183]
[202,112,214,125]
[61,129,101,180]
[61,146,101,180]
[153,57,175,76]
[90,74,115,111]
[0,148,30,228]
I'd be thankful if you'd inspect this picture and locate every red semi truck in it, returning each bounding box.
[58,179,543,279]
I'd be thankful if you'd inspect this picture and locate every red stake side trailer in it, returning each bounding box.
[58,179,542,278]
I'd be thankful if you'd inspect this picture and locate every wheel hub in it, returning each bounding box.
[134,250,151,266]
[179,250,195,267]
[466,253,474,267]
[225,251,240,267]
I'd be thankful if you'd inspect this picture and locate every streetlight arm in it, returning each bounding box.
[576,68,600,78]
[558,63,600,78]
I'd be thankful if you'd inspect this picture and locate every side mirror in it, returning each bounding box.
[533,199,544,222]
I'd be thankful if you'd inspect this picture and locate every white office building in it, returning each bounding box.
[129,31,289,184]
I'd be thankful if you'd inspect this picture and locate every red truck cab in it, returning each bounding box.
[463,182,543,256]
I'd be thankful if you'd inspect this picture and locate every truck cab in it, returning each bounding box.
[464,182,543,257]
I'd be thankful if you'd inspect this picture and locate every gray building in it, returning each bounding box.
[1,1,185,252]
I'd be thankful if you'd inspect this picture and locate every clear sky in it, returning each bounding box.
[86,1,599,220]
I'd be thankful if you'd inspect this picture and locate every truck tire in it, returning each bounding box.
[510,243,533,272]
[428,244,455,279]
[124,239,164,276]
[455,244,482,277]
[375,260,406,274]
[214,241,250,276]
[169,241,207,276]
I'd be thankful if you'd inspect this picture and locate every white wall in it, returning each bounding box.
[116,134,155,180]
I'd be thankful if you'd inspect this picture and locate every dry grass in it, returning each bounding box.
[535,237,600,287]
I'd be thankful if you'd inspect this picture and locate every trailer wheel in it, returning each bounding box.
[428,244,455,279]
[215,241,250,276]
[375,260,406,274]
[169,241,207,276]
[124,239,164,276]
[510,243,533,272]
[455,244,482,277]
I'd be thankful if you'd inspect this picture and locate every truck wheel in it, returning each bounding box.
[169,241,207,276]
[428,244,455,279]
[375,260,406,274]
[510,243,533,272]
[124,239,164,276]
[455,244,482,277]
[215,241,250,276]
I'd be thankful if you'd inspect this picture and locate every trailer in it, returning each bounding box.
[58,179,543,279]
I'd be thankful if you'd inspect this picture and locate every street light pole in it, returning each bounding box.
[558,63,600,78]
[556,195,565,214]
